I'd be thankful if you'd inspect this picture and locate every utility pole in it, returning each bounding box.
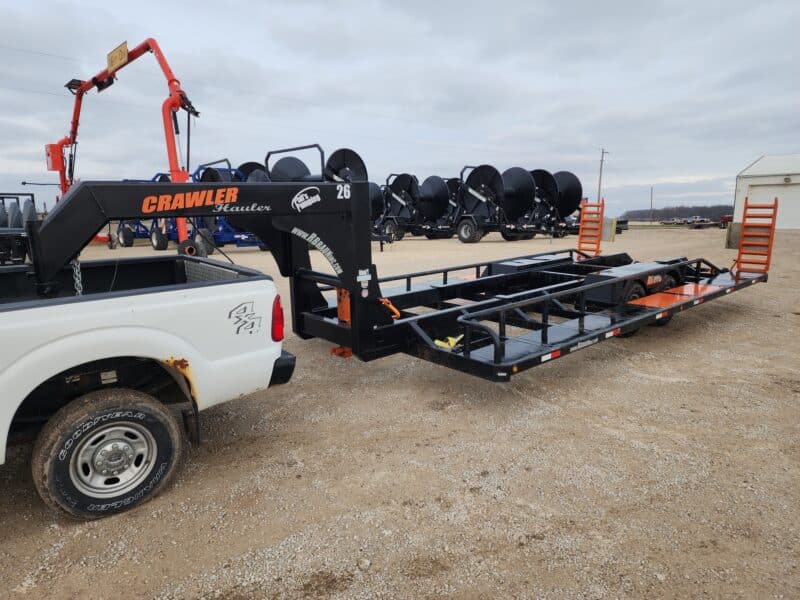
[650,186,654,223]
[597,148,609,202]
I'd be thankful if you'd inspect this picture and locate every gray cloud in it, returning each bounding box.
[0,0,797,215]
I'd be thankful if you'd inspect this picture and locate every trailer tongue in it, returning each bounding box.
[23,162,776,382]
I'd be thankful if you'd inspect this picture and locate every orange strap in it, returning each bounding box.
[379,298,401,319]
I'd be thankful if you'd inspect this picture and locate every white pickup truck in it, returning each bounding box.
[0,254,294,518]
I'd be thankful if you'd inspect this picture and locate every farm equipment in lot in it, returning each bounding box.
[0,193,38,264]
[22,146,777,382]
[456,165,581,243]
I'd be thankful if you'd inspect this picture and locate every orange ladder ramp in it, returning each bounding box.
[735,197,778,277]
[577,198,604,256]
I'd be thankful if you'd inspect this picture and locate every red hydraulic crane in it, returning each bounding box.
[44,38,198,242]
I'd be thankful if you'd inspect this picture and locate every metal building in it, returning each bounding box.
[728,154,800,247]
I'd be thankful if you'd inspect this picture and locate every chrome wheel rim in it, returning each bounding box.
[69,422,157,498]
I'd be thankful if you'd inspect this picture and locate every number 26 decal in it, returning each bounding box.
[336,184,351,199]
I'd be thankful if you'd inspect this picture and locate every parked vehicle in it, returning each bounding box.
[1,256,294,518]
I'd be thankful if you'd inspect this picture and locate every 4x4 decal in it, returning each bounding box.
[228,301,262,335]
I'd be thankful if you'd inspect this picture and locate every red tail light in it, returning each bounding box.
[271,294,284,342]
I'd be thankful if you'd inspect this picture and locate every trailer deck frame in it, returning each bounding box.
[19,177,769,382]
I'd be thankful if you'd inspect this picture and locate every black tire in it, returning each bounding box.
[177,239,206,257]
[22,198,37,223]
[650,274,677,326]
[523,233,536,240]
[7,202,22,228]
[118,225,135,247]
[619,282,646,338]
[258,244,269,251]
[195,228,215,255]
[457,219,481,243]
[31,389,183,519]
[150,226,168,251]
[501,230,524,241]
[383,220,404,242]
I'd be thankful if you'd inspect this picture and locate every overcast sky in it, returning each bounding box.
[0,0,797,215]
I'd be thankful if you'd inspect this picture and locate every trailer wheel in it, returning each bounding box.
[457,219,481,243]
[523,233,536,240]
[150,227,168,251]
[619,282,646,338]
[177,239,206,257]
[501,231,524,241]
[31,389,183,519]
[383,220,404,242]
[195,228,215,255]
[118,225,135,247]
[6,202,22,228]
[651,275,677,326]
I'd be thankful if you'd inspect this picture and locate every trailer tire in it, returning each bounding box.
[650,274,677,326]
[178,239,206,257]
[118,226,135,247]
[150,227,168,251]
[7,202,22,228]
[31,389,184,519]
[501,231,523,241]
[618,282,646,338]
[383,220,403,242]
[195,228,215,255]
[457,219,481,243]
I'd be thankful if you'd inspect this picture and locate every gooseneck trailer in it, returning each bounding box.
[21,150,777,382]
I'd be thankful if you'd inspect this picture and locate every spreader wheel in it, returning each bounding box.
[150,226,168,251]
[457,219,482,243]
[118,225,135,247]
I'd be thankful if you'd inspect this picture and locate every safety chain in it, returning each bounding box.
[70,258,83,296]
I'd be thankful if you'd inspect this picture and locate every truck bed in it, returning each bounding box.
[0,255,269,308]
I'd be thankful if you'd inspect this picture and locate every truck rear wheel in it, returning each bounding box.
[31,389,183,519]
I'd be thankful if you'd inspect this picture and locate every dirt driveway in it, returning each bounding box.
[2,228,798,598]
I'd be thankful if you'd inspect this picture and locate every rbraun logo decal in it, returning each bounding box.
[228,302,262,335]
[291,227,343,274]
[141,187,240,213]
[569,339,597,352]
[291,187,322,212]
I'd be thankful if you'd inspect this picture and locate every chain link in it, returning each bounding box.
[70,258,83,296]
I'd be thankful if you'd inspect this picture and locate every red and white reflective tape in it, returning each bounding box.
[604,328,621,339]
[541,349,562,362]
[725,288,732,294]
[693,298,703,305]
[655,311,668,320]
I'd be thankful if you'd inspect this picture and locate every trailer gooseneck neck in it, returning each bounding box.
[24,175,775,382]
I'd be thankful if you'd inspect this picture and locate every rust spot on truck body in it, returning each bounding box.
[164,357,196,399]
[168,357,189,370]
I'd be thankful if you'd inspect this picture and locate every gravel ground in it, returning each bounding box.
[1,227,798,599]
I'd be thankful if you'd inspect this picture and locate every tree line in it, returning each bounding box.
[620,205,734,221]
